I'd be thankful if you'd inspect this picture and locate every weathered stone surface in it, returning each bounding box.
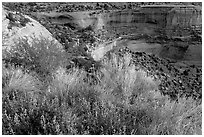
[2,6,63,51]
[101,5,201,36]
[41,5,201,37]
[90,5,202,61]
[91,38,118,61]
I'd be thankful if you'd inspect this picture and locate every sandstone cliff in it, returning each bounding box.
[41,4,201,38]
[100,5,201,37]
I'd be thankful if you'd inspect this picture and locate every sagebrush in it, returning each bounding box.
[2,37,202,135]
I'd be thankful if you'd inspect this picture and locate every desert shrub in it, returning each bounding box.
[2,66,79,135]
[97,53,158,107]
[2,64,42,93]
[146,97,202,135]
[2,66,42,134]
[3,36,69,79]
[2,51,202,135]
[50,54,201,135]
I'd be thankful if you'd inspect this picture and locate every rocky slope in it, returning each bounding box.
[114,47,202,100]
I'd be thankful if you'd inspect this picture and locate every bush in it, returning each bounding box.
[149,97,202,135]
[2,65,78,135]
[3,36,69,79]
[97,53,158,107]
[2,45,202,135]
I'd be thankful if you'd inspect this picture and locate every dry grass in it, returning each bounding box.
[2,36,68,79]
[2,37,202,135]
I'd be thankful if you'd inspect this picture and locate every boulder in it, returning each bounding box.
[2,6,63,51]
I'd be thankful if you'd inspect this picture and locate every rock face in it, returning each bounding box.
[42,4,201,37]
[91,38,119,61]
[90,5,201,61]
[37,11,98,30]
[2,7,63,51]
[100,5,201,37]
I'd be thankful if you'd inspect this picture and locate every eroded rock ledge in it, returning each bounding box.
[42,5,201,37]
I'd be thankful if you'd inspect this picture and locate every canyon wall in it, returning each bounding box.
[97,5,201,37]
[44,5,201,37]
[165,5,202,36]
[91,5,202,61]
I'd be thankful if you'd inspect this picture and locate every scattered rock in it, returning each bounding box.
[116,47,201,100]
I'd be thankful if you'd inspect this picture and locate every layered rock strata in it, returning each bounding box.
[100,5,202,37]
[43,4,201,37]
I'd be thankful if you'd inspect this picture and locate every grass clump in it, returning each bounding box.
[3,36,69,79]
[2,37,202,135]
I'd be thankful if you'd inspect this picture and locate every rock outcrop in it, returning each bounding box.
[40,4,201,38]
[2,6,63,51]
[101,5,201,37]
